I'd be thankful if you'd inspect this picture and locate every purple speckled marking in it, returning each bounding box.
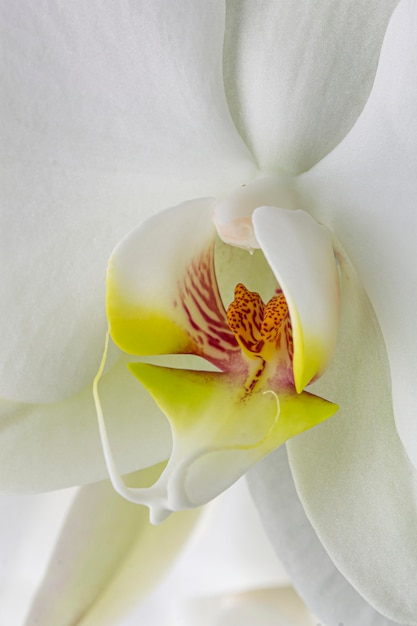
[178,245,242,372]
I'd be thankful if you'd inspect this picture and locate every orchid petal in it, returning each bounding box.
[173,588,316,626]
[0,350,171,492]
[1,0,255,404]
[298,2,417,473]
[25,469,199,626]
[286,256,417,622]
[164,479,290,596]
[223,0,398,173]
[247,448,401,626]
[126,479,296,624]
[253,207,339,393]
[0,489,78,625]
[106,363,337,523]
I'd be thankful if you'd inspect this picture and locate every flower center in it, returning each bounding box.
[226,283,292,364]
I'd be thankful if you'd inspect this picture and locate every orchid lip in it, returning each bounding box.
[95,188,339,522]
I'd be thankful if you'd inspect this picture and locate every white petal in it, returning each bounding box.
[25,470,199,626]
[0,350,171,492]
[223,0,398,173]
[1,0,254,403]
[121,479,297,625]
[247,448,402,626]
[171,588,316,626]
[253,207,339,392]
[288,257,417,622]
[155,480,290,597]
[0,488,78,626]
[298,0,417,470]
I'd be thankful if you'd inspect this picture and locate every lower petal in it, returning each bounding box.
[287,255,417,623]
[173,588,316,626]
[0,488,78,625]
[124,479,306,624]
[247,447,401,626]
[0,351,171,492]
[25,469,199,626]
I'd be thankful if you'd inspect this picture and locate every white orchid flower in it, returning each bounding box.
[95,185,339,523]
[2,0,417,624]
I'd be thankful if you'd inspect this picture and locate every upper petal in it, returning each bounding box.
[298,0,417,471]
[1,0,254,404]
[223,0,398,173]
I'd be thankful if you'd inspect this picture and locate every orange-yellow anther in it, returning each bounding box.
[226,283,289,359]
[262,294,289,342]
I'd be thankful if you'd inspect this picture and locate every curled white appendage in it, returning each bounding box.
[93,332,171,524]
[263,389,281,423]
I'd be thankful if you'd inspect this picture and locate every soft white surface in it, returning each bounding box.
[286,243,417,622]
[223,0,398,173]
[250,228,417,622]
[2,1,415,622]
[1,477,305,626]
[24,469,198,626]
[0,0,254,404]
[120,479,305,626]
[0,488,78,625]
[248,448,401,626]
[287,2,417,619]
[0,0,401,500]
[168,588,316,626]
[0,352,172,491]
[299,0,417,475]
